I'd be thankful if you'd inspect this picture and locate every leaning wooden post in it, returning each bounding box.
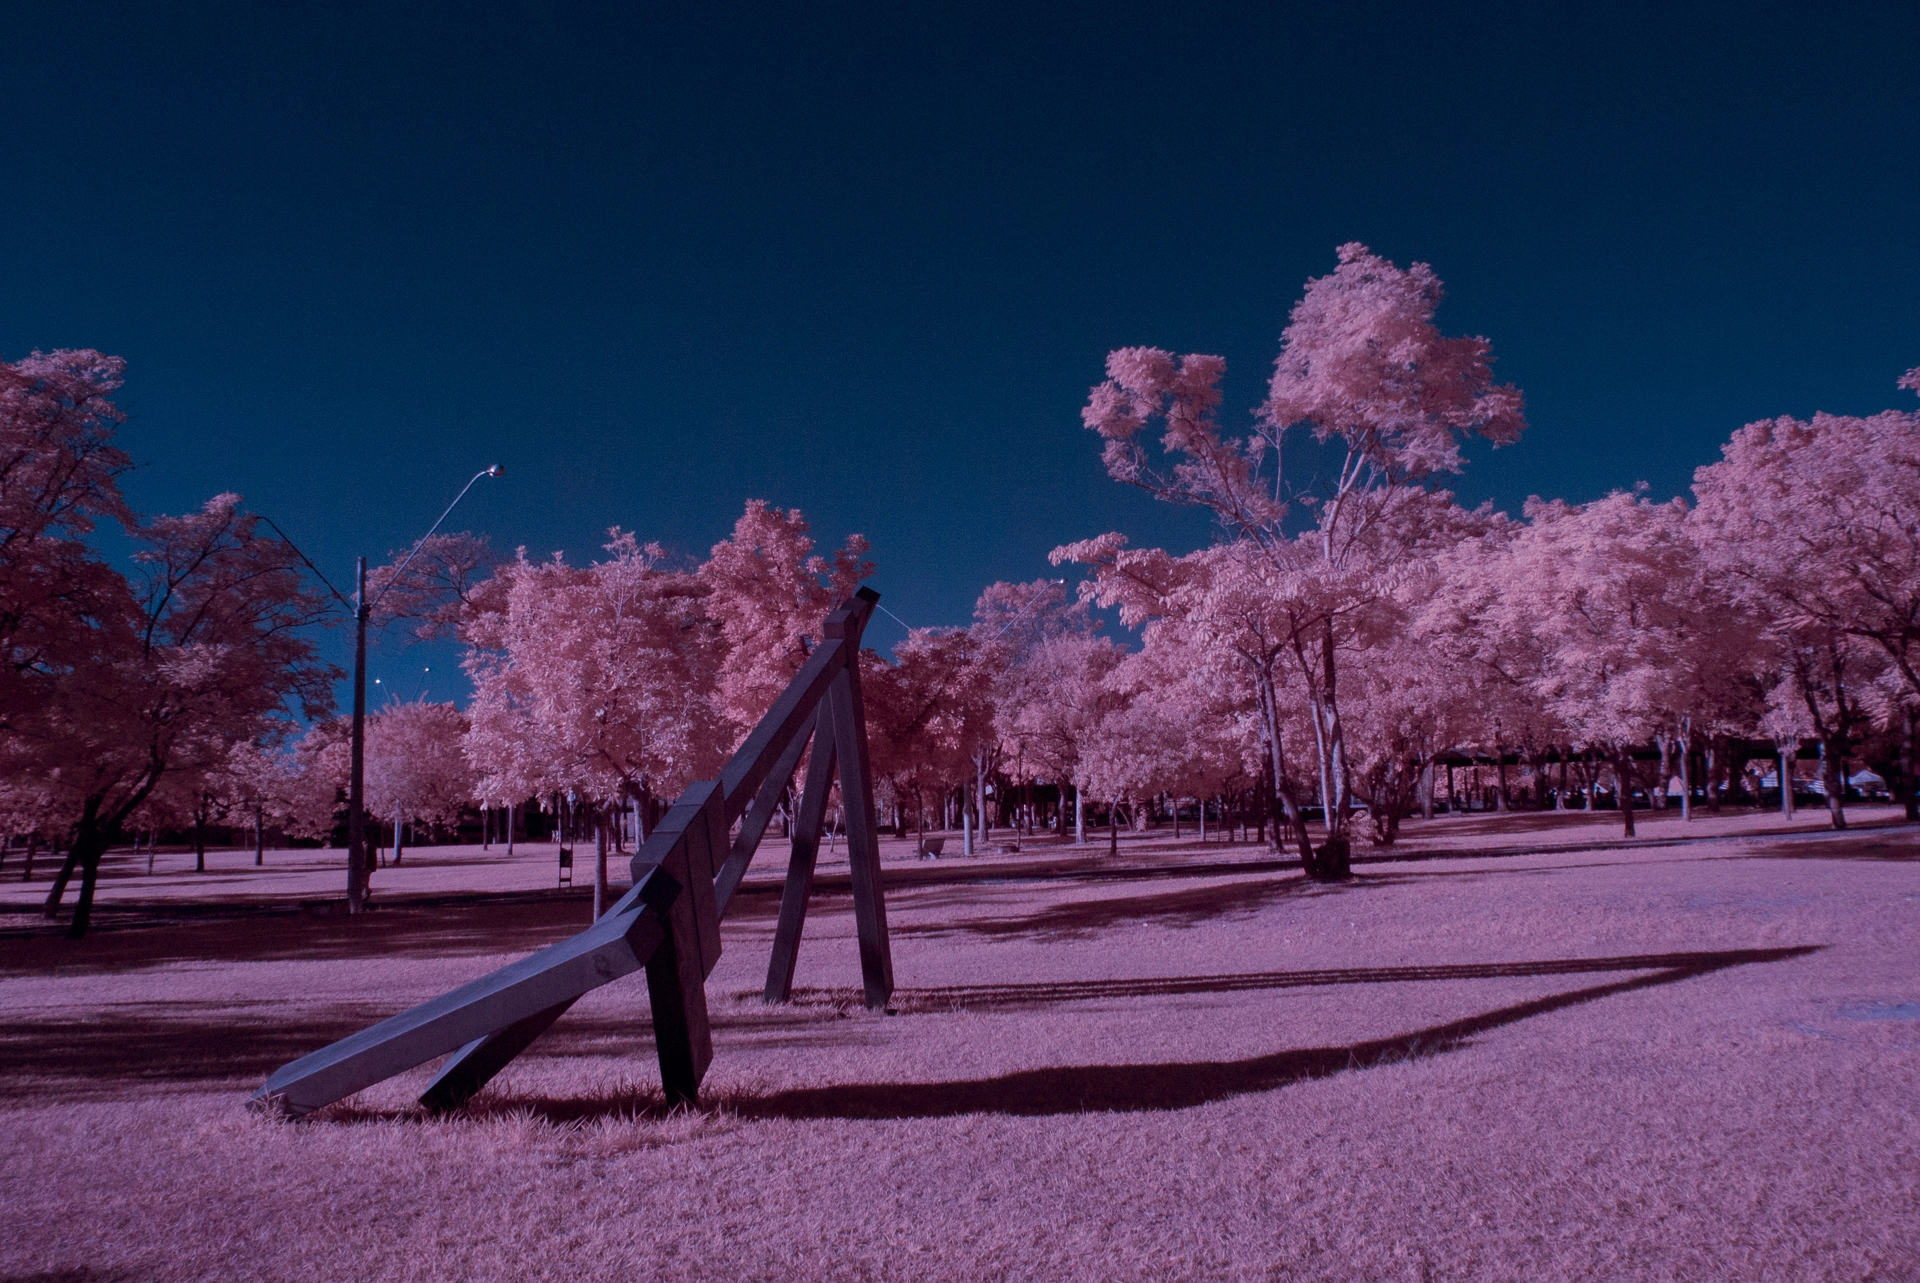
[764,700,836,1002]
[825,604,893,1011]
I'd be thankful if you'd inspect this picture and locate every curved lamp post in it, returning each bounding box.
[347,465,503,912]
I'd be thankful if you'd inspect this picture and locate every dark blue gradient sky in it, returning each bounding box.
[4,2,1916,694]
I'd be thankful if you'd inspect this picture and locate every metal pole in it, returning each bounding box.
[342,464,499,911]
[348,558,370,913]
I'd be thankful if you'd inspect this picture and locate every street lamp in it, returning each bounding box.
[346,464,503,912]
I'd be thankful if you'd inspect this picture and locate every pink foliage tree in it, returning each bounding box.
[698,500,872,738]
[365,699,476,862]
[34,492,337,934]
[461,531,726,912]
[865,627,996,846]
[1692,371,1920,825]
[1065,245,1526,876]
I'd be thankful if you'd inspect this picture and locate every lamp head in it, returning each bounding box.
[486,464,504,478]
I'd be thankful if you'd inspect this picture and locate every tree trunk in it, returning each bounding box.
[1678,735,1693,821]
[394,813,406,865]
[22,832,37,882]
[976,753,989,842]
[1904,704,1918,823]
[45,797,113,938]
[507,802,516,855]
[1256,680,1318,872]
[1705,739,1722,813]
[1614,747,1638,839]
[194,802,207,873]
[1073,784,1084,845]
[593,811,609,920]
[1419,758,1435,820]
[64,831,112,940]
[1108,799,1119,857]
[45,844,79,916]
[1494,740,1510,812]
[1820,733,1848,831]
[1653,732,1672,810]
[1317,621,1352,839]
[1779,745,1796,818]
[254,805,265,865]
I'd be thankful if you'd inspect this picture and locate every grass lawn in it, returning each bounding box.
[3,807,1917,1281]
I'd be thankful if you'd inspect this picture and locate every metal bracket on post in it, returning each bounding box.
[250,588,892,1118]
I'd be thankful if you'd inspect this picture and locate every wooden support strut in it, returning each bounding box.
[250,588,889,1118]
[764,697,836,1003]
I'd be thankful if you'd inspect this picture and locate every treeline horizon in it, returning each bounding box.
[7,243,1918,933]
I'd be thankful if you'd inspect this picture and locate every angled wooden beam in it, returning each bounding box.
[717,638,846,824]
[251,891,664,1117]
[716,587,876,824]
[420,998,578,1113]
[641,779,725,978]
[714,705,815,918]
[763,699,836,1002]
[638,780,724,1100]
[827,652,893,1011]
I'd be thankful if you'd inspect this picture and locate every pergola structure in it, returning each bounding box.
[252,588,893,1116]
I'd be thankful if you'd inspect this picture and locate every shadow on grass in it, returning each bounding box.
[878,948,1816,1010]
[0,993,874,1099]
[1394,811,1628,842]
[1745,832,1920,862]
[0,892,600,975]
[728,945,1819,1119]
[264,945,1821,1128]
[897,871,1372,939]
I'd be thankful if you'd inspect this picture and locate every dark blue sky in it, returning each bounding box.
[4,2,1916,695]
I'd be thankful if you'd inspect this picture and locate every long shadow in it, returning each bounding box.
[732,855,1303,904]
[0,1005,399,1097]
[275,945,1821,1127]
[1746,832,1920,862]
[1395,811,1625,841]
[0,992,870,1098]
[729,945,1819,1120]
[0,892,599,975]
[897,872,1366,939]
[881,947,1817,1010]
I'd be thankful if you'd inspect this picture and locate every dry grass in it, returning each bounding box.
[3,809,1917,1281]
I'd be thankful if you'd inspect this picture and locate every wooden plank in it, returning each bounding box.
[683,779,725,977]
[630,785,721,1100]
[716,638,845,825]
[830,657,894,1011]
[714,705,815,919]
[763,700,835,1003]
[250,894,664,1117]
[638,858,712,1103]
[418,997,578,1113]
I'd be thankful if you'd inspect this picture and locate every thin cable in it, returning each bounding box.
[990,579,1067,640]
[877,603,916,633]
[258,516,354,613]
